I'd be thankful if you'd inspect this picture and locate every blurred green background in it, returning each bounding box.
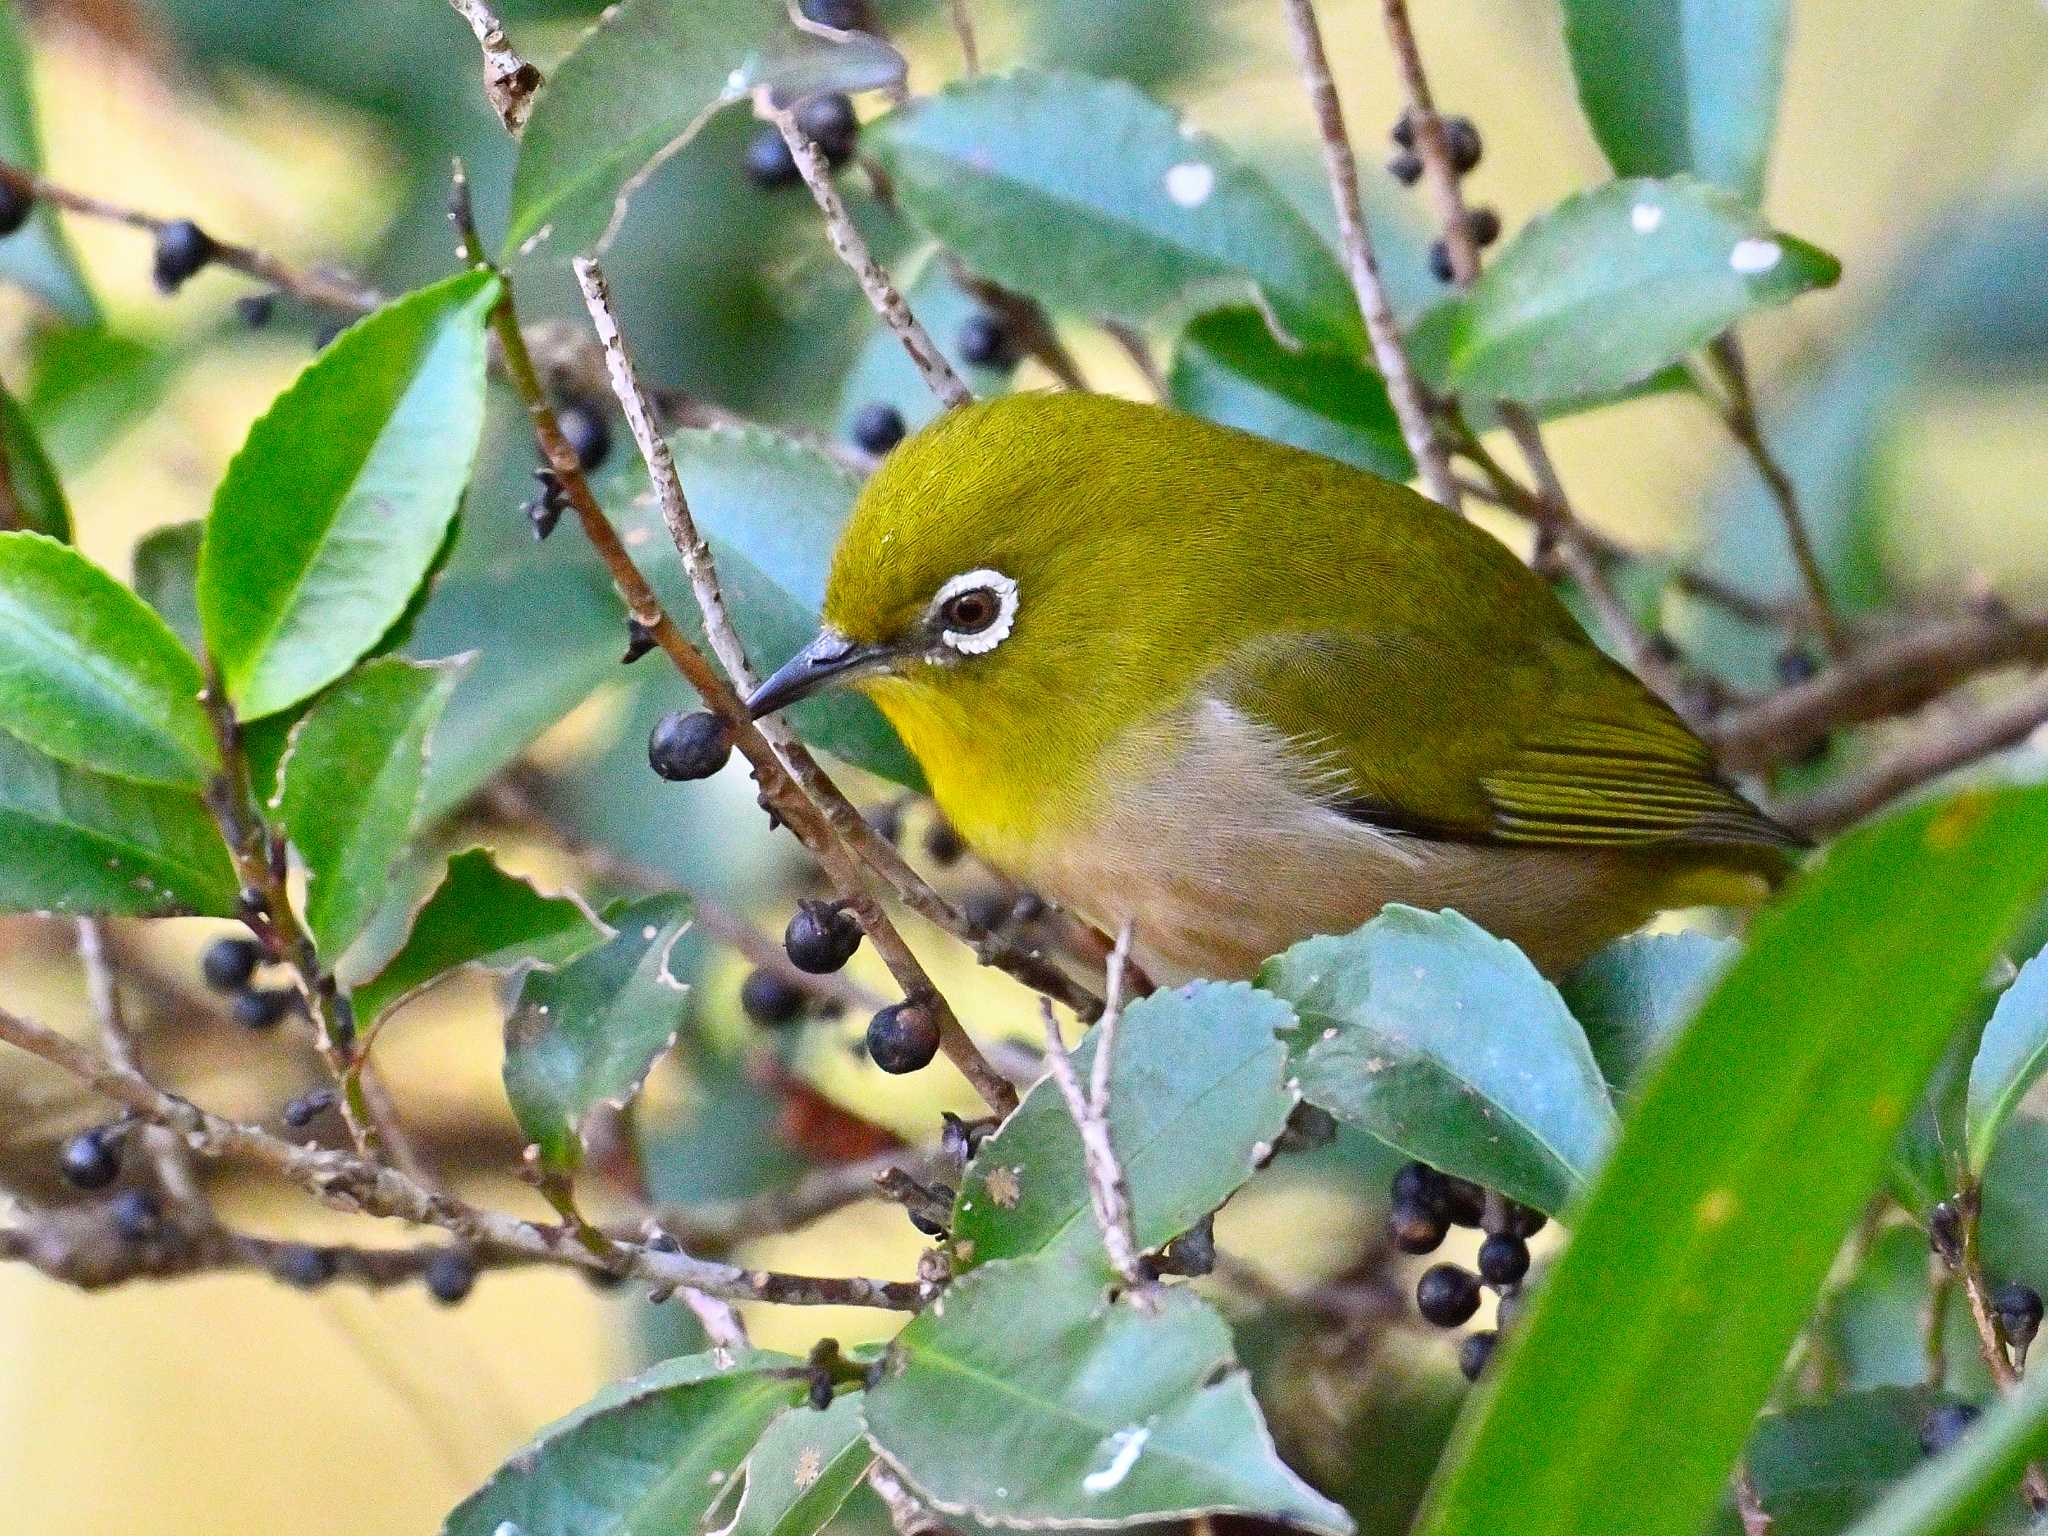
[0,0,2045,1530]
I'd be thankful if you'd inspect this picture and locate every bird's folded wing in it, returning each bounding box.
[1209,627,1801,860]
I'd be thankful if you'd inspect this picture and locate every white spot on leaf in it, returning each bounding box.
[1082,1426,1151,1493]
[1729,238,1782,275]
[1164,162,1215,209]
[1630,202,1663,234]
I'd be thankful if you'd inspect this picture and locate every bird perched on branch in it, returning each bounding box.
[749,393,1801,982]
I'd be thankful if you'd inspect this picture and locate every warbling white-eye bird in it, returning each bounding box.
[747,392,1802,983]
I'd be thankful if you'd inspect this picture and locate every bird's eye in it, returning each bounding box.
[931,568,1018,656]
[941,588,999,634]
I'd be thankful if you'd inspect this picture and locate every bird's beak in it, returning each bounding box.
[747,629,894,718]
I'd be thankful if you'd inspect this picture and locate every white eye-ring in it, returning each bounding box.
[932,568,1018,656]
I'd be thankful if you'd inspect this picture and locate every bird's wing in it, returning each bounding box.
[1208,626,1801,863]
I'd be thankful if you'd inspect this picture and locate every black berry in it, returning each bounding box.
[556,400,612,472]
[110,1188,163,1242]
[866,801,904,844]
[275,1243,338,1288]
[957,312,1018,370]
[785,900,863,974]
[1486,1200,1547,1240]
[867,1002,941,1074]
[621,619,657,665]
[1438,1176,1487,1228]
[1995,1282,2044,1346]
[0,178,32,237]
[1163,1218,1217,1277]
[1775,646,1819,686]
[1391,113,1416,150]
[648,709,732,782]
[1478,1232,1530,1288]
[796,93,859,167]
[1387,151,1423,186]
[923,818,965,867]
[801,0,869,27]
[1428,239,1455,284]
[1458,1330,1498,1382]
[850,401,906,455]
[1415,1263,1482,1328]
[1389,1197,1447,1255]
[235,291,277,328]
[152,219,217,292]
[60,1127,122,1190]
[1011,892,1047,924]
[1466,207,1502,248]
[963,887,1013,933]
[1444,116,1483,174]
[425,1249,477,1304]
[282,1089,336,1129]
[1392,1161,1446,1211]
[1919,1401,1981,1457]
[744,125,801,188]
[1930,1201,1964,1265]
[740,967,808,1027]
[201,936,262,992]
[232,987,296,1031]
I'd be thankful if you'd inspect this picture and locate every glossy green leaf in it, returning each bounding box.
[0,380,70,539]
[22,325,174,474]
[1725,1389,1965,1536]
[0,728,236,916]
[608,425,920,788]
[1424,177,1837,407]
[717,1393,873,1536]
[952,981,1297,1273]
[1561,930,1735,1094]
[1168,307,1412,480]
[443,1349,805,1536]
[506,0,904,259]
[199,271,497,721]
[346,848,603,1023]
[276,655,465,963]
[503,893,693,1171]
[1967,945,2048,1174]
[1259,906,1618,1214]
[867,69,1362,351]
[1560,0,1789,203]
[0,531,215,788]
[1838,1374,2048,1536]
[836,250,1019,439]
[1823,1226,1992,1400]
[865,1257,1352,1534]
[1414,785,2048,1536]
[0,3,95,323]
[131,520,203,656]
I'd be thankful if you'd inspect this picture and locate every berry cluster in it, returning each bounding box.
[846,307,1022,456]
[1383,112,1502,283]
[1389,1160,1545,1380]
[745,92,861,189]
[200,936,300,1031]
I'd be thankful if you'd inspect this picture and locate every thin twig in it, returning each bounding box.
[1697,335,1847,658]
[0,1003,925,1311]
[1039,924,1150,1299]
[1100,319,1166,400]
[1952,1184,2048,1510]
[1279,0,1458,508]
[944,0,981,74]
[1734,1465,1774,1536]
[573,255,1016,1114]
[444,0,542,134]
[871,1465,958,1536]
[74,919,204,1208]
[1381,0,1479,287]
[771,108,971,409]
[0,158,380,312]
[1776,670,2048,835]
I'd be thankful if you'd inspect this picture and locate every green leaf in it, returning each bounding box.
[1731,1389,1954,1536]
[1824,1226,1992,1400]
[1559,0,1789,204]
[276,655,465,963]
[1422,177,1837,407]
[1837,1374,2048,1536]
[0,3,96,323]
[1413,785,2048,1536]
[506,0,905,259]
[717,1393,873,1536]
[503,893,693,1171]
[22,325,174,474]
[1965,945,2048,1175]
[1168,307,1413,480]
[835,250,1020,438]
[0,531,216,788]
[867,68,1362,351]
[443,1348,806,1536]
[346,847,603,1023]
[0,379,71,539]
[199,271,498,721]
[609,425,920,788]
[865,1258,1352,1534]
[1259,906,1618,1215]
[0,728,236,917]
[1561,931,1736,1094]
[952,981,1298,1273]
[131,520,203,656]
